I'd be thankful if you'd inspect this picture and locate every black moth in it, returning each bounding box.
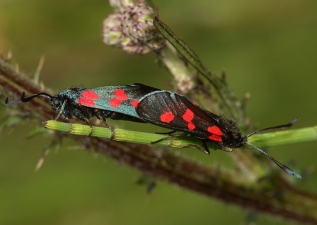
[134,90,301,178]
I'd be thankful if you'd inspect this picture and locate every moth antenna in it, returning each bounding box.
[20,92,53,102]
[5,97,22,106]
[5,92,53,106]
[246,142,301,178]
[247,118,298,137]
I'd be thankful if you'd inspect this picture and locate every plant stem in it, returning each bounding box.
[44,120,317,150]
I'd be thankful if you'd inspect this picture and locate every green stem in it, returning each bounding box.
[249,126,317,147]
[43,120,214,154]
[44,120,317,150]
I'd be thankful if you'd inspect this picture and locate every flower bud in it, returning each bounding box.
[103,2,165,54]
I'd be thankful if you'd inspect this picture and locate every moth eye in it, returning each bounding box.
[53,99,60,106]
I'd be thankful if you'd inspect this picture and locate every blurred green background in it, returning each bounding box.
[1,0,317,224]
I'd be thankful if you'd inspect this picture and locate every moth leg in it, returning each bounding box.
[152,135,210,155]
[175,142,210,155]
[76,106,94,136]
[202,141,232,154]
[221,147,232,152]
[96,114,115,140]
[54,100,67,120]
[217,143,233,152]
[151,132,187,144]
[151,132,211,155]
[201,141,211,154]
[155,130,177,135]
[83,118,93,136]
[198,142,233,154]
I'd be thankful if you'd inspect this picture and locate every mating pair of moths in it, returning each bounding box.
[5,83,300,178]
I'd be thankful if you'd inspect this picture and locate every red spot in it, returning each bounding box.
[108,89,129,108]
[207,126,223,142]
[188,122,196,131]
[114,89,128,100]
[82,90,99,99]
[182,109,196,130]
[207,126,223,136]
[160,112,175,123]
[109,98,122,108]
[130,100,139,108]
[78,90,99,107]
[182,109,194,122]
[78,98,94,107]
[208,135,222,142]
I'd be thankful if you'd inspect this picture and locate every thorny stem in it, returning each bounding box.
[1,57,317,223]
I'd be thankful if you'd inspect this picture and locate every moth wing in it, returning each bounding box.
[137,91,224,141]
[78,84,158,118]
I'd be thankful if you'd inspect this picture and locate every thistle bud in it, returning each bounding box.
[103,2,165,54]
[109,0,134,10]
[102,14,123,46]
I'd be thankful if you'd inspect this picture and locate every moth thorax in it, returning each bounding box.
[218,116,246,148]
